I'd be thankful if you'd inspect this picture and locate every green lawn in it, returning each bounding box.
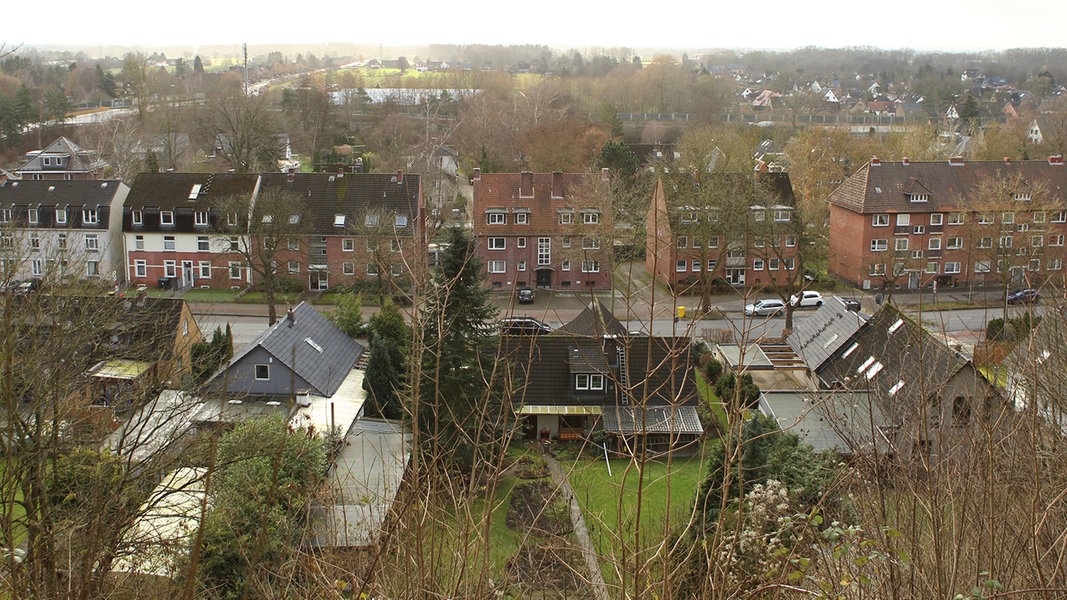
[695,370,728,433]
[0,463,26,547]
[182,288,242,302]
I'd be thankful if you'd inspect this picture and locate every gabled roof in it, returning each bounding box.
[657,171,796,227]
[255,172,421,235]
[125,172,260,210]
[816,305,971,415]
[0,179,125,211]
[555,301,628,337]
[827,159,1067,213]
[225,302,364,397]
[786,297,869,372]
[15,137,108,174]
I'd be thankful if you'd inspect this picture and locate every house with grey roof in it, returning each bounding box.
[785,296,869,374]
[14,137,109,180]
[0,178,129,285]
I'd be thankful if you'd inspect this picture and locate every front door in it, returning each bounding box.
[536,268,552,289]
[309,269,329,291]
[726,268,745,286]
[181,261,194,288]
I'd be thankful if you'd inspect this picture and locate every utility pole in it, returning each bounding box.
[243,43,248,96]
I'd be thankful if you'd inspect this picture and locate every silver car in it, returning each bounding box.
[744,298,785,317]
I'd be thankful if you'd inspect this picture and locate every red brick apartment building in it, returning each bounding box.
[472,171,612,291]
[828,157,1067,290]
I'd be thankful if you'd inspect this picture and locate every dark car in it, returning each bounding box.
[1007,288,1040,305]
[500,316,551,336]
[517,288,535,304]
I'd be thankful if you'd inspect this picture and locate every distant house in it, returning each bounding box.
[14,137,109,181]
[501,302,703,454]
[0,178,129,285]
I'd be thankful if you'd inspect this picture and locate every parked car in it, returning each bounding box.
[1007,288,1040,305]
[517,288,535,304]
[789,290,824,308]
[500,316,551,336]
[744,298,786,317]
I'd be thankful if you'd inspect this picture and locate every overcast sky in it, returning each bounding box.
[18,1,1067,54]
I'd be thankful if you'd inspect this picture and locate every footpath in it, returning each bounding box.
[543,453,610,600]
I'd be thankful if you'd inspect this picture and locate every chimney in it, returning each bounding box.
[286,170,295,183]
[286,306,295,326]
[902,157,910,165]
[551,171,563,198]
[1004,157,1012,164]
[948,156,964,166]
[601,167,610,182]
[396,169,404,184]
[472,167,481,181]
[1049,155,1064,166]
[337,167,344,178]
[870,157,881,166]
[520,171,533,197]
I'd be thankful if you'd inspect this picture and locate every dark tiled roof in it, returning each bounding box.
[15,137,108,174]
[555,301,628,337]
[0,179,124,214]
[125,172,260,210]
[601,405,703,435]
[568,343,611,374]
[228,302,364,397]
[658,171,796,228]
[786,297,869,372]
[256,172,421,235]
[827,159,1067,213]
[816,305,969,417]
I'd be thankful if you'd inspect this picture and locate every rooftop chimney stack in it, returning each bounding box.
[286,306,295,326]
[949,156,965,166]
[870,157,881,166]
[286,171,295,183]
[1049,155,1064,166]
[1004,157,1012,164]
[902,157,909,165]
[601,167,610,182]
[472,167,481,181]
[396,169,404,184]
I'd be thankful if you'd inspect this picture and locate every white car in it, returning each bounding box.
[744,298,786,317]
[790,290,824,308]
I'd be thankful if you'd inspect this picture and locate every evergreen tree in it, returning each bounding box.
[364,298,409,419]
[418,227,500,471]
[329,292,366,338]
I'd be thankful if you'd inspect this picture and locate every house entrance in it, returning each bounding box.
[535,268,553,289]
[725,268,745,286]
[309,269,329,291]
[181,261,194,288]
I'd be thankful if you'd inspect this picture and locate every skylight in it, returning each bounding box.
[888,380,905,396]
[842,342,860,358]
[289,214,300,224]
[822,333,839,349]
[304,337,323,353]
[188,184,202,199]
[888,318,904,333]
[334,214,346,227]
[866,362,884,380]
[858,356,876,373]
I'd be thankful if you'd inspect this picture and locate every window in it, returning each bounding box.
[872,214,890,227]
[229,261,242,279]
[691,260,702,272]
[334,214,346,228]
[289,214,301,225]
[676,236,688,249]
[164,260,176,278]
[676,260,687,272]
[86,260,99,276]
[390,263,404,276]
[367,263,379,275]
[769,258,780,271]
[255,364,270,380]
[928,238,941,251]
[199,261,211,278]
[785,235,797,247]
[287,238,300,251]
[582,237,600,250]
[515,212,528,225]
[537,238,551,265]
[134,260,147,278]
[55,208,67,224]
[488,260,506,273]
[195,211,209,226]
[1049,258,1063,271]
[953,396,972,426]
[582,211,600,225]
[228,213,239,227]
[707,259,717,271]
[896,213,911,226]
[979,212,995,224]
[562,237,572,249]
[582,260,600,273]
[977,237,993,249]
[773,209,791,222]
[261,214,274,224]
[1030,258,1041,271]
[164,235,175,251]
[575,373,604,390]
[342,238,354,252]
[869,263,886,276]
[488,237,506,250]
[229,236,239,252]
[364,214,379,227]
[517,237,526,249]
[342,262,354,275]
[1032,235,1044,247]
[913,225,925,235]
[134,235,144,250]
[32,259,43,276]
[288,261,300,274]
[29,233,40,249]
[784,258,795,270]
[871,239,888,252]
[1002,212,1015,224]
[1000,235,1013,248]
[948,212,965,225]
[925,261,938,274]
[366,239,379,252]
[753,259,765,271]
[82,209,98,225]
[198,236,210,251]
[487,212,506,225]
[518,261,526,271]
[895,238,909,252]
[84,233,98,251]
[390,240,401,252]
[909,194,929,203]
[160,211,174,226]
[1033,211,1047,223]
[561,260,571,271]
[58,233,67,250]
[708,236,720,248]
[975,260,991,274]
[930,213,944,226]
[558,212,573,225]
[1050,234,1065,247]
[1054,211,1067,223]
[945,261,961,274]
[1014,193,1032,202]
[0,234,13,249]
[28,208,38,225]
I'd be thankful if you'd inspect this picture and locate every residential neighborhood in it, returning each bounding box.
[3,38,1067,599]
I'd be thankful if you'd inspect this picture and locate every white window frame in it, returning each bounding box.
[488,260,506,273]
[582,211,600,225]
[229,261,242,279]
[84,233,99,251]
[517,237,527,249]
[199,261,211,278]
[896,213,911,227]
[28,208,38,225]
[582,260,600,273]
[871,239,888,252]
[82,209,98,225]
[194,211,210,226]
[134,260,147,278]
[164,235,176,251]
[164,260,177,278]
[515,212,528,225]
[487,212,506,225]
[928,238,942,251]
[930,213,943,226]
[872,214,889,227]
[342,238,354,252]
[55,208,67,224]
[255,364,270,380]
[198,236,210,251]
[160,211,174,226]
[488,237,506,250]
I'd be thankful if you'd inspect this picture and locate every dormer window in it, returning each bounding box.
[582,211,600,225]
[82,209,98,225]
[195,211,210,226]
[395,214,408,227]
[909,194,929,203]
[55,208,67,224]
[575,373,605,391]
[227,213,239,227]
[1014,192,1032,202]
[132,210,143,225]
[288,214,300,225]
[27,208,38,224]
[0,209,10,223]
[161,211,174,226]
[365,214,379,227]
[487,211,506,225]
